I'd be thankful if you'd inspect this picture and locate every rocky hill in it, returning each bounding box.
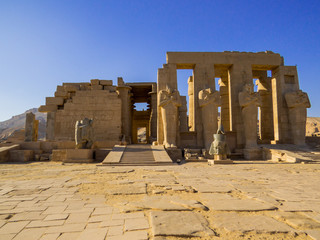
[306,117,320,136]
[0,108,46,142]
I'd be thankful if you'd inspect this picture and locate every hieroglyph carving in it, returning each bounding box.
[75,118,94,149]
[159,86,181,148]
[239,84,262,148]
[198,88,221,149]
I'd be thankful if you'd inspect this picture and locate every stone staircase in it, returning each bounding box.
[101,144,175,166]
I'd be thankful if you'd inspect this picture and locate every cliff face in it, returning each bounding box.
[306,117,320,136]
[0,108,46,142]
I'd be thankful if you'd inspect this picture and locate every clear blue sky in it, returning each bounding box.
[0,0,319,121]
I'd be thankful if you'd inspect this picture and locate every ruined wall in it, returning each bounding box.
[39,80,122,147]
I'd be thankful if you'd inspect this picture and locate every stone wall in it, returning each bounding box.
[39,80,122,147]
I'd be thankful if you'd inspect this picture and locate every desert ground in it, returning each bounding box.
[0,161,320,240]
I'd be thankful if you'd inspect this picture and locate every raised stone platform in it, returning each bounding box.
[52,149,93,163]
[244,148,263,160]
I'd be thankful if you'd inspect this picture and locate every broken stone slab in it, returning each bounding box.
[106,183,146,195]
[204,198,277,211]
[212,212,295,233]
[119,196,207,212]
[150,211,215,237]
[191,183,234,193]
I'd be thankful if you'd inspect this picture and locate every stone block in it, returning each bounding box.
[103,86,117,92]
[64,85,79,92]
[0,144,20,162]
[208,159,233,165]
[38,105,58,112]
[90,79,100,85]
[10,150,34,162]
[20,141,41,150]
[46,97,64,105]
[91,85,103,90]
[54,91,68,98]
[51,149,67,162]
[100,80,113,86]
[243,148,263,160]
[63,149,94,163]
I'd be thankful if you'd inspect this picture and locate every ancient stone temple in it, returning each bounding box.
[36,51,310,161]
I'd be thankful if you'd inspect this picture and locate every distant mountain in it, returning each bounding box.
[306,117,320,136]
[0,108,46,142]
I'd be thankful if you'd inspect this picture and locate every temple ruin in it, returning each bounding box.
[16,51,310,162]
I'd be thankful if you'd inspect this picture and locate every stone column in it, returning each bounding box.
[179,96,188,132]
[193,64,215,148]
[149,90,157,142]
[46,112,56,140]
[254,72,274,142]
[239,84,262,149]
[271,66,300,143]
[218,76,230,132]
[228,64,253,148]
[187,76,195,131]
[198,88,221,149]
[117,78,132,142]
[285,90,311,145]
[25,112,36,142]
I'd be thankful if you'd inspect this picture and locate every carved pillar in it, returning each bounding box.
[25,112,37,142]
[193,64,215,147]
[239,84,261,149]
[179,96,188,132]
[188,76,195,131]
[228,64,253,148]
[46,112,55,140]
[198,88,221,149]
[117,78,131,142]
[149,87,157,141]
[218,76,230,132]
[285,90,311,145]
[254,72,274,142]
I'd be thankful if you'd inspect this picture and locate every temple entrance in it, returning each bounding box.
[127,82,157,144]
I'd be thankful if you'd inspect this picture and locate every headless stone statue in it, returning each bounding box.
[159,85,181,148]
[209,123,230,158]
[75,118,94,149]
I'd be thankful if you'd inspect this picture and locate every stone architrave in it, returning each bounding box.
[239,84,262,149]
[198,88,221,149]
[285,90,311,145]
[159,86,181,148]
[75,118,94,149]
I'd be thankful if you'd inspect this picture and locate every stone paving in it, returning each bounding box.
[0,161,320,239]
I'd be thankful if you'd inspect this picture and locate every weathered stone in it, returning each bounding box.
[204,198,276,211]
[150,211,214,237]
[212,212,294,233]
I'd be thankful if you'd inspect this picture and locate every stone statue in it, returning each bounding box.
[285,90,311,145]
[198,87,221,149]
[209,123,230,159]
[75,118,94,149]
[239,83,262,149]
[159,85,181,148]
